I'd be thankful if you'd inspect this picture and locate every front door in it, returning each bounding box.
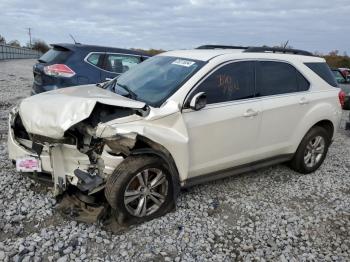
[183,61,263,178]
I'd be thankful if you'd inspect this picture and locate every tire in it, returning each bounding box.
[289,126,331,174]
[343,102,350,111]
[105,155,175,225]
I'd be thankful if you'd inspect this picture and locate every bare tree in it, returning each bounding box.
[0,34,5,44]
[8,40,21,47]
[31,39,50,53]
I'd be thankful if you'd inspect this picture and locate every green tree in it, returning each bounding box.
[323,50,350,68]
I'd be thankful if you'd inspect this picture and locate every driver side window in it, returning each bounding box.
[194,61,255,104]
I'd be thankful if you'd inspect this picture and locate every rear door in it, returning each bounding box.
[99,53,141,81]
[254,60,311,160]
[83,52,105,84]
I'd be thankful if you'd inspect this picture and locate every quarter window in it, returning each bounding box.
[305,62,337,87]
[194,61,255,104]
[104,54,140,74]
[296,71,310,91]
[86,53,103,66]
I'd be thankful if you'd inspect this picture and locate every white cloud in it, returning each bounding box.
[0,0,349,54]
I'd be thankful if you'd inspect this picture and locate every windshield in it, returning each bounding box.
[109,56,205,107]
[38,47,71,64]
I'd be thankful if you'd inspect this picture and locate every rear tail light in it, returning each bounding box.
[43,64,75,77]
[338,90,345,108]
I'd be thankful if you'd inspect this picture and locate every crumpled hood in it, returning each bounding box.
[19,85,146,139]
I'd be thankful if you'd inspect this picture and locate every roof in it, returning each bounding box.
[51,43,150,56]
[160,49,246,61]
[159,48,324,63]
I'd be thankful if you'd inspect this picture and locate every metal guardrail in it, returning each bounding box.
[0,44,42,60]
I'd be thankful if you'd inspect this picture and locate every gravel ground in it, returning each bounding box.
[0,59,350,262]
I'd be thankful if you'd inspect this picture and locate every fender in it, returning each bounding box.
[130,147,181,200]
[290,98,341,152]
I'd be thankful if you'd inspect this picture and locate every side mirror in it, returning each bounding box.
[189,92,207,111]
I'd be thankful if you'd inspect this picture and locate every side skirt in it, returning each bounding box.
[182,154,294,188]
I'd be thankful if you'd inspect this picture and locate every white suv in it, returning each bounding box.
[8,45,343,224]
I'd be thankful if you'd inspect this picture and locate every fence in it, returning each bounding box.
[0,44,42,60]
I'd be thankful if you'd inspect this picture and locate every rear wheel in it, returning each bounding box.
[105,155,175,225]
[289,126,331,174]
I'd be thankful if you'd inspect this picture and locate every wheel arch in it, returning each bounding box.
[290,98,341,154]
[291,117,336,156]
[129,135,182,199]
[311,119,334,139]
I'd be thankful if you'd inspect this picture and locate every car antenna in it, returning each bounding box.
[283,40,289,49]
[69,34,80,44]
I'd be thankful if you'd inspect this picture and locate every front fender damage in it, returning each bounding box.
[74,101,189,196]
[15,98,190,223]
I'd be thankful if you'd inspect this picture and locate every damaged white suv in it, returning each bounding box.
[8,45,342,224]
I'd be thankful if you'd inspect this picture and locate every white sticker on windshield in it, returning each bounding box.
[172,59,195,67]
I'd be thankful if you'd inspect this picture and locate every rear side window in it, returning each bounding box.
[305,62,337,87]
[194,61,255,104]
[103,54,140,74]
[38,46,71,63]
[256,61,300,96]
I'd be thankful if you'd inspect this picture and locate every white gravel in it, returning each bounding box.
[0,59,350,261]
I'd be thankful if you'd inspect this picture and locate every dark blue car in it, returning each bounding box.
[32,43,149,95]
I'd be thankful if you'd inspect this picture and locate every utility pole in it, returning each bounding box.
[26,27,32,48]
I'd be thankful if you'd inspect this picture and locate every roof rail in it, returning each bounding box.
[244,47,313,56]
[196,45,249,50]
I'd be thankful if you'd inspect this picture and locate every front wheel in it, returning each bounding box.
[105,155,175,225]
[289,126,331,174]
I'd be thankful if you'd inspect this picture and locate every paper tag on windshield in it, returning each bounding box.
[172,59,195,67]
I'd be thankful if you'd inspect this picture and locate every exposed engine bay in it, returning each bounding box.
[11,101,150,196]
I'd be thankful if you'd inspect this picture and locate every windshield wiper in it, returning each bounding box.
[96,78,114,89]
[116,82,138,100]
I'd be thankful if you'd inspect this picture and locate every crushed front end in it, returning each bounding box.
[8,107,127,196]
[7,85,148,197]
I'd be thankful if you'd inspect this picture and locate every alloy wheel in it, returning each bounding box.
[123,168,168,217]
[304,135,325,168]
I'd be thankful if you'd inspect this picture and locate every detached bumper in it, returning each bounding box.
[8,110,91,195]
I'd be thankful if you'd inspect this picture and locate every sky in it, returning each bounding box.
[0,0,349,54]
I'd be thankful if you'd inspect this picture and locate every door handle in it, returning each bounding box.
[299,97,309,105]
[243,109,259,117]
